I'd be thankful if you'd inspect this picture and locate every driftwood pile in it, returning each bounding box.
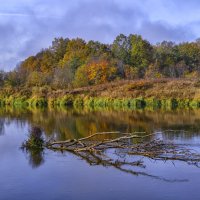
[46,132,200,171]
[46,131,200,165]
[23,129,200,182]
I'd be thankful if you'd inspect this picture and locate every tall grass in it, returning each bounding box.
[0,96,199,110]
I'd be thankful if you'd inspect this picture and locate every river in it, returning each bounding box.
[0,107,200,200]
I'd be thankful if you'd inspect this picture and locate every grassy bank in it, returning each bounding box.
[1,79,200,109]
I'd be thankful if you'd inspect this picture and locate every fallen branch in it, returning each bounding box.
[23,129,200,182]
[46,132,200,167]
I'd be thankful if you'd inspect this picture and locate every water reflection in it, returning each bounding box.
[24,148,45,168]
[65,149,188,183]
[1,107,200,200]
[0,107,200,142]
[0,119,5,136]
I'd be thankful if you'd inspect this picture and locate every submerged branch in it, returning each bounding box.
[23,129,200,182]
[46,131,200,166]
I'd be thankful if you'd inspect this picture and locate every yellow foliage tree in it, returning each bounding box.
[74,60,117,87]
[87,60,117,84]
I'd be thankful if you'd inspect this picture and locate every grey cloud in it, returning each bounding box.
[138,20,195,43]
[0,0,198,70]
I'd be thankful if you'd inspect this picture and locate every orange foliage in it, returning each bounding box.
[86,60,117,84]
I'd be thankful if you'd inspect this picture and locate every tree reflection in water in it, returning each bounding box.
[22,126,45,169]
[2,106,200,179]
[24,148,45,169]
[0,118,5,136]
[1,107,200,141]
[49,146,189,183]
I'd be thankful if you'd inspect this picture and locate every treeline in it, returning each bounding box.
[1,34,200,92]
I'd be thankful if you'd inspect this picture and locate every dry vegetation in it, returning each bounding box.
[54,78,200,99]
[1,78,200,108]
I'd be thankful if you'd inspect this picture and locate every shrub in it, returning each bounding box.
[28,97,48,107]
[73,96,84,107]
[22,126,44,149]
[60,95,74,106]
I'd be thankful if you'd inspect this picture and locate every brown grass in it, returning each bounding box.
[46,78,200,100]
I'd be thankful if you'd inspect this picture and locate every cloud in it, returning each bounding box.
[137,20,195,43]
[0,0,199,70]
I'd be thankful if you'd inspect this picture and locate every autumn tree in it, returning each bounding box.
[87,60,117,84]
[26,71,47,87]
[73,65,89,87]
[36,50,55,73]
[4,69,27,87]
[74,60,117,87]
[60,38,88,74]
[20,56,39,72]
[3,34,200,92]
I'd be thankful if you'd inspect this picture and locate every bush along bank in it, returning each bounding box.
[0,95,200,110]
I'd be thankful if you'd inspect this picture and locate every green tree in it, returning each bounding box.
[50,37,69,64]
[129,34,153,69]
[86,40,110,58]
[177,42,200,71]
[154,41,178,76]
[0,70,5,87]
[112,34,131,64]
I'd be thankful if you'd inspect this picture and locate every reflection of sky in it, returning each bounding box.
[0,0,200,70]
[0,119,200,199]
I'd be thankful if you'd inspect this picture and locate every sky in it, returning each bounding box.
[0,0,200,71]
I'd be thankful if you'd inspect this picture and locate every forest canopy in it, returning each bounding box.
[2,34,200,92]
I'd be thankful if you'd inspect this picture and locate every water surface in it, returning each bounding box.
[0,107,200,200]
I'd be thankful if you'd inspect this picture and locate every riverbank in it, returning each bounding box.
[1,78,200,109]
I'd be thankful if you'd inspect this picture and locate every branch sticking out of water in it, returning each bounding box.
[22,130,200,182]
[46,131,200,166]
